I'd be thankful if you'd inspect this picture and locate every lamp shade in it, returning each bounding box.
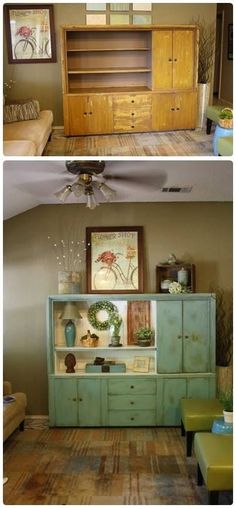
[60,302,82,320]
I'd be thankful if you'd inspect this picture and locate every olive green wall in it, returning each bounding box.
[3,202,232,414]
[3,3,217,125]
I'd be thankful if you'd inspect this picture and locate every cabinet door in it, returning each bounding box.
[152,93,174,131]
[183,300,210,373]
[172,92,197,130]
[173,30,194,89]
[152,30,173,89]
[187,377,211,399]
[157,301,183,373]
[66,95,113,135]
[54,378,78,426]
[163,378,186,425]
[78,379,101,426]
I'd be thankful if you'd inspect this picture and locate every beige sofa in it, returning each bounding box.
[3,109,53,156]
[3,381,27,442]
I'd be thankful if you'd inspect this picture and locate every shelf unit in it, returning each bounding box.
[156,263,196,293]
[60,25,199,135]
[47,293,216,427]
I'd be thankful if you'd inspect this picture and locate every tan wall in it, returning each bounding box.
[217,3,233,103]
[3,202,232,414]
[4,3,217,125]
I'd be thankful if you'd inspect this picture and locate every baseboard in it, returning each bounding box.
[25,414,48,420]
[52,125,64,130]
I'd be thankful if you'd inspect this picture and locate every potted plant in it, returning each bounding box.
[191,17,215,128]
[135,327,154,347]
[219,391,233,423]
[109,311,122,347]
[214,287,233,395]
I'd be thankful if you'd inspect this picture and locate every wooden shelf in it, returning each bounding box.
[67,48,150,52]
[67,85,152,94]
[68,67,152,75]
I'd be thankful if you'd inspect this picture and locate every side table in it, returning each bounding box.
[213,125,233,156]
[212,418,233,434]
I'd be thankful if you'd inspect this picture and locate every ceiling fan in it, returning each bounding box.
[55,160,167,210]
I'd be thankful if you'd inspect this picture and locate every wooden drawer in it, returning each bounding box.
[108,410,156,426]
[108,378,156,395]
[108,394,156,410]
[113,111,152,132]
[113,94,152,109]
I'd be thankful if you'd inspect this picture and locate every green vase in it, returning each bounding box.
[65,320,76,347]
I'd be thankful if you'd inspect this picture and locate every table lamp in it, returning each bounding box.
[61,302,82,347]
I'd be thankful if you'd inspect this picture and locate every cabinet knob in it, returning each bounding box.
[174,58,178,62]
[171,108,175,111]
[176,107,180,111]
[130,401,134,405]
[178,335,182,339]
[185,335,189,339]
[79,398,83,401]
[89,112,92,115]
[130,417,134,421]
[168,58,172,62]
[83,112,87,116]
[131,112,135,116]
[131,125,135,128]
[73,398,77,401]
[130,385,134,389]
[131,99,135,103]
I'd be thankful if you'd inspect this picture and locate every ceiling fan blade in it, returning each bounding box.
[14,176,72,197]
[104,172,167,188]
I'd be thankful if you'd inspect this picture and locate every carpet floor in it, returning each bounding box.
[3,423,232,505]
[44,128,214,156]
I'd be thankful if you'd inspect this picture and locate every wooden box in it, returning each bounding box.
[156,263,195,293]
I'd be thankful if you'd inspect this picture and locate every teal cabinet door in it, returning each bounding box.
[187,377,211,399]
[157,301,182,373]
[54,378,78,426]
[78,379,101,426]
[183,300,209,372]
[163,378,186,425]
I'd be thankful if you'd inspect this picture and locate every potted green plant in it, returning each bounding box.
[219,391,233,423]
[135,327,153,347]
[109,311,122,347]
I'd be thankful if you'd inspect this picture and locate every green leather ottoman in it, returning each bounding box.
[206,105,227,134]
[180,398,223,456]
[217,136,233,156]
[194,432,233,505]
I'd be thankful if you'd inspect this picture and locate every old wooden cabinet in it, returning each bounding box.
[47,293,215,427]
[60,25,199,135]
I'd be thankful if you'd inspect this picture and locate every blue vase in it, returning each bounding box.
[65,320,76,347]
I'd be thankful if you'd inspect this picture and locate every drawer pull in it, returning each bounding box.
[130,385,134,389]
[171,108,175,111]
[178,335,182,339]
[168,58,172,62]
[131,100,135,103]
[131,125,135,128]
[89,112,92,115]
[79,398,83,401]
[130,417,134,421]
[131,112,135,116]
[176,107,180,111]
[174,58,178,62]
[83,112,87,116]
[130,401,134,405]
[73,398,77,402]
[185,335,189,339]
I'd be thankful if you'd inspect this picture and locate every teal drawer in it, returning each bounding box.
[108,410,156,426]
[108,394,156,410]
[108,378,156,395]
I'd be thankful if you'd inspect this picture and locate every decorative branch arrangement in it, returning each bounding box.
[191,17,215,83]
[47,235,89,271]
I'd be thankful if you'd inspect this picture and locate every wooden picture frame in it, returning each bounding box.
[228,24,233,60]
[86,226,144,294]
[133,356,150,373]
[4,4,57,63]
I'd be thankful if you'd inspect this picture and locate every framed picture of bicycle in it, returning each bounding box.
[4,4,57,63]
[86,226,144,294]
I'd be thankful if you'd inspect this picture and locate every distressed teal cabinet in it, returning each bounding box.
[47,293,216,427]
[157,298,214,373]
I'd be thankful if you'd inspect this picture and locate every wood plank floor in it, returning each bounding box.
[44,128,214,156]
[3,423,232,505]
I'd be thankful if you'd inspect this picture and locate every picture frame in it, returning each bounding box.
[228,24,233,60]
[4,4,57,64]
[86,226,144,294]
[133,356,150,373]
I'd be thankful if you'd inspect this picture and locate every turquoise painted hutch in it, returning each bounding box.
[47,293,216,427]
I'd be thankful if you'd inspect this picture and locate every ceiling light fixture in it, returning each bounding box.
[54,161,116,210]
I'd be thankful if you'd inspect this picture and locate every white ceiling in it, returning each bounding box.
[3,160,233,220]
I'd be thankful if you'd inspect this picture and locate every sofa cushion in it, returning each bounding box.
[3,392,27,442]
[3,110,53,156]
[3,99,40,124]
[4,140,36,156]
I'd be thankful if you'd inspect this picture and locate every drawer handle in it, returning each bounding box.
[130,401,134,405]
[89,112,92,115]
[131,125,135,128]
[83,112,87,116]
[168,58,172,62]
[131,100,135,103]
[185,335,189,339]
[178,335,182,339]
[131,112,135,116]
[79,398,83,401]
[171,108,175,111]
[174,58,178,62]
[130,417,134,421]
[73,398,77,402]
[130,385,134,389]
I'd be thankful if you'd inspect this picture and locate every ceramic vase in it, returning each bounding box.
[65,320,76,347]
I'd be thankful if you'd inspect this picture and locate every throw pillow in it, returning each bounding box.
[3,99,40,124]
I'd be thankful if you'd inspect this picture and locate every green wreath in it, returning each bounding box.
[87,300,118,330]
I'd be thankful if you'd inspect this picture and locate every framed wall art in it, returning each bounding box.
[4,4,57,63]
[133,356,150,373]
[86,226,144,293]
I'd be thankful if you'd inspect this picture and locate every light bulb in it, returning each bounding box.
[54,185,72,202]
[71,182,85,198]
[97,182,116,201]
[86,192,99,210]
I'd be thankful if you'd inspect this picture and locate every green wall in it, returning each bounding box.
[3,202,232,414]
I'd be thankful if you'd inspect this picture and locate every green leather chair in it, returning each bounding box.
[194,432,233,505]
[180,398,223,456]
[206,105,227,134]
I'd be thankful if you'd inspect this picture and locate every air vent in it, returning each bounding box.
[162,186,193,193]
